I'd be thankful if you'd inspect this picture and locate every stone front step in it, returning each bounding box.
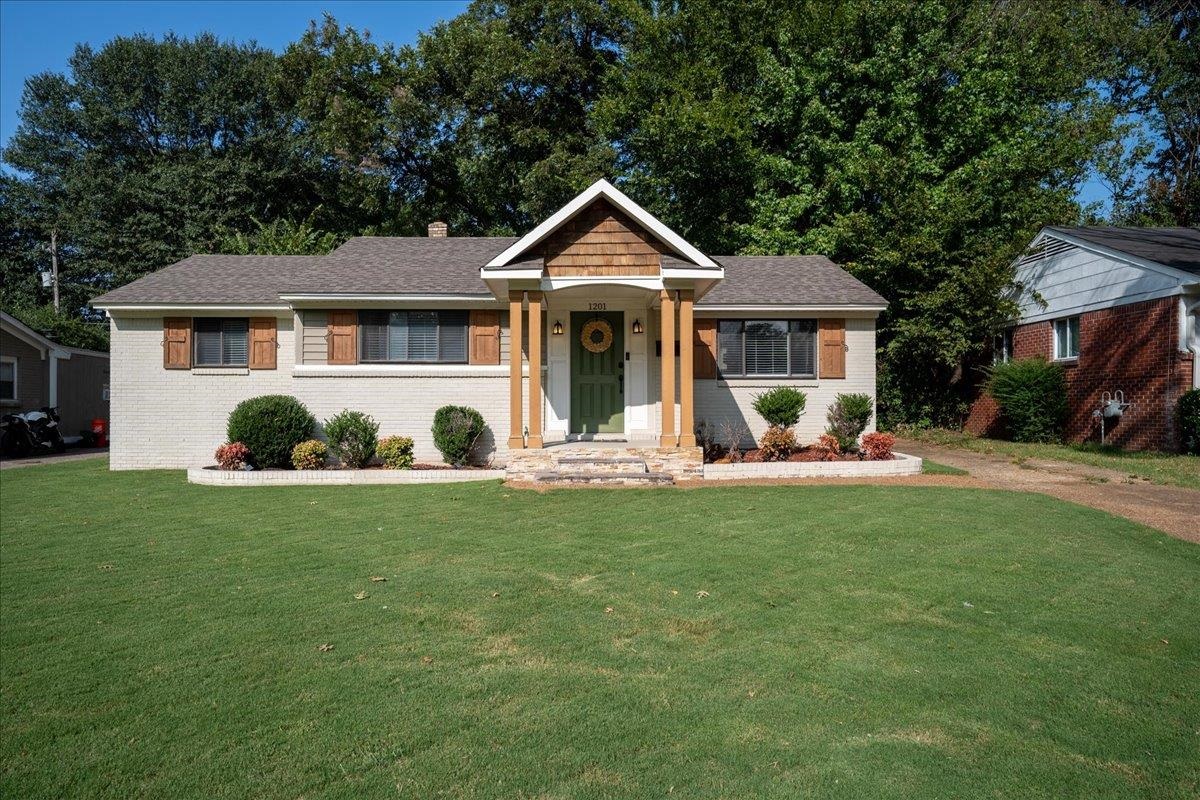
[531,471,675,486]
[506,445,703,483]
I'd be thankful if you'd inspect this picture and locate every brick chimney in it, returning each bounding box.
[428,221,448,238]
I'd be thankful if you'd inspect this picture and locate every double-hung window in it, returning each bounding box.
[717,319,817,378]
[1053,316,1080,361]
[194,318,249,367]
[359,311,469,363]
[993,328,1014,364]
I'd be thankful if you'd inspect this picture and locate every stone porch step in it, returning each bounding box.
[531,470,675,486]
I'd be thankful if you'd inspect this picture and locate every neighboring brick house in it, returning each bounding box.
[966,227,1200,451]
[1,311,110,437]
[91,180,887,469]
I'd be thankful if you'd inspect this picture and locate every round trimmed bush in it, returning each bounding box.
[226,395,315,469]
[758,425,796,462]
[432,405,485,467]
[323,410,379,468]
[986,357,1067,443]
[377,435,415,469]
[1178,389,1200,454]
[291,439,328,470]
[752,387,807,428]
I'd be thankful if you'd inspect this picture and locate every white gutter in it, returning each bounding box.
[94,304,290,312]
[279,294,495,303]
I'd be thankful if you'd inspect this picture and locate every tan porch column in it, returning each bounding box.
[526,291,544,448]
[678,289,696,447]
[659,289,676,447]
[508,290,525,449]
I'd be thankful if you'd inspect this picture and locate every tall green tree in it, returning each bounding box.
[602,0,1125,426]
[2,33,320,292]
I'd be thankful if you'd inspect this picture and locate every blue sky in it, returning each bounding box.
[1,0,1110,211]
[0,0,468,149]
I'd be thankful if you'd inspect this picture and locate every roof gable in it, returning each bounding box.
[484,179,719,270]
[1044,226,1200,277]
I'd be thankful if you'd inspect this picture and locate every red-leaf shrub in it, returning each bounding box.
[215,442,251,470]
[815,433,841,461]
[758,425,796,461]
[861,432,896,460]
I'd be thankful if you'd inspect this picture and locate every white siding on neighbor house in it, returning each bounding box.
[1015,238,1186,323]
[108,314,521,470]
[692,315,877,447]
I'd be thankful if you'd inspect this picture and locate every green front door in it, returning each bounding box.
[570,311,624,434]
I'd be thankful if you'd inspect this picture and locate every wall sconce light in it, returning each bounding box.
[552,320,564,335]
[631,319,644,335]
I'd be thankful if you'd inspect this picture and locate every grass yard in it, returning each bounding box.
[920,459,969,476]
[903,428,1200,489]
[2,460,1198,799]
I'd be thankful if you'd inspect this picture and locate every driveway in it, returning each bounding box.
[0,449,108,471]
[896,438,1200,543]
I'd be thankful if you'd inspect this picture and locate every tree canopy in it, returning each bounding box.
[2,0,1193,424]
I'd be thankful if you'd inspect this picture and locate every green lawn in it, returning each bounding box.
[903,428,1200,489]
[2,460,1198,799]
[920,459,969,476]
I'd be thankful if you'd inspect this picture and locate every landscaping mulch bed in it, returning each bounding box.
[711,446,884,464]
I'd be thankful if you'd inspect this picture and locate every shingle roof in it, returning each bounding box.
[91,240,887,308]
[699,256,886,307]
[90,255,328,305]
[1047,226,1200,275]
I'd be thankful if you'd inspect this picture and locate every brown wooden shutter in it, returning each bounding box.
[469,309,500,365]
[327,310,358,365]
[249,317,277,369]
[819,318,846,379]
[694,319,717,379]
[163,317,192,369]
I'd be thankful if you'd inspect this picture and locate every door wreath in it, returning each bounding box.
[580,318,614,354]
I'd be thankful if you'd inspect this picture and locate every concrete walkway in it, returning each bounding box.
[0,449,108,471]
[896,438,1200,543]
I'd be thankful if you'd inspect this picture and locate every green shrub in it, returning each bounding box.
[291,439,328,470]
[985,357,1067,443]
[1178,389,1200,454]
[752,387,807,428]
[226,395,315,469]
[377,435,415,469]
[432,405,486,467]
[826,393,873,451]
[323,410,379,468]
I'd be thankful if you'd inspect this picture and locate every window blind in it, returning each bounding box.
[358,311,469,363]
[194,318,248,366]
[716,319,817,378]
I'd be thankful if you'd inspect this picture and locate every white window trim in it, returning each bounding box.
[1052,316,1080,361]
[0,355,17,402]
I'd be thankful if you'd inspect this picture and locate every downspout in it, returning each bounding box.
[1182,295,1200,390]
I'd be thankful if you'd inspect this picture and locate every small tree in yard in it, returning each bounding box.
[986,358,1067,443]
[432,406,486,467]
[826,393,873,452]
[323,410,379,468]
[751,387,806,461]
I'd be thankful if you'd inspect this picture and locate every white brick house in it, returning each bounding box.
[92,180,886,469]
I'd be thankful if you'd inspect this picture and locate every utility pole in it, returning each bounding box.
[50,227,59,314]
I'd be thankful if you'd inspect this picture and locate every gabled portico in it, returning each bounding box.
[481,179,723,451]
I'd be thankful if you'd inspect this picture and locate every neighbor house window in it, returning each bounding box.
[993,328,1014,364]
[717,319,816,378]
[1053,316,1080,360]
[359,311,468,363]
[0,356,16,401]
[194,318,249,366]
